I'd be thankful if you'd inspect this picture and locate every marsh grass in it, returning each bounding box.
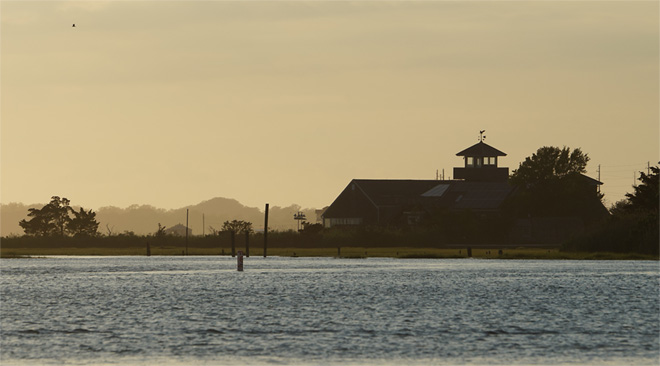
[1,246,656,260]
[0,252,32,259]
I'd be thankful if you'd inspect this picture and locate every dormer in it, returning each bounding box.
[454,140,509,182]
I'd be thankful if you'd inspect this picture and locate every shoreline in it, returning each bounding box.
[1,247,657,260]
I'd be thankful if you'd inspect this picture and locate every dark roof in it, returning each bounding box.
[456,141,507,157]
[321,180,443,223]
[352,180,441,206]
[324,179,516,218]
[579,174,603,186]
[446,181,514,210]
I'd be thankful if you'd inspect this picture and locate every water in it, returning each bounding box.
[1,256,658,365]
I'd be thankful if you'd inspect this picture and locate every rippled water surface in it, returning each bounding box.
[1,256,658,365]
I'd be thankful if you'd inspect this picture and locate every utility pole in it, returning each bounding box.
[597,164,601,193]
[264,203,269,258]
[185,209,189,256]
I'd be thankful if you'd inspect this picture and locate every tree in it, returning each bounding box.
[155,223,167,238]
[608,167,658,216]
[18,206,55,236]
[564,166,659,255]
[67,207,100,237]
[19,196,72,236]
[507,147,605,221]
[221,220,253,234]
[624,166,659,214]
[18,196,99,237]
[510,146,590,186]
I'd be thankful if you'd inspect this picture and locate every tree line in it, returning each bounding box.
[12,146,659,255]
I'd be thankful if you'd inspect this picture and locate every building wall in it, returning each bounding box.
[509,217,584,244]
[453,167,509,182]
[322,181,378,228]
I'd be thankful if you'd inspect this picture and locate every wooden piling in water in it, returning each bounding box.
[231,231,236,257]
[467,247,472,257]
[237,250,244,271]
[337,247,341,257]
[146,242,151,256]
[263,203,269,258]
[185,209,189,256]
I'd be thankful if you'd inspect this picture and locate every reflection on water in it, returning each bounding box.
[1,256,658,365]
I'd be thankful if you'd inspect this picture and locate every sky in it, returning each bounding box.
[1,0,658,211]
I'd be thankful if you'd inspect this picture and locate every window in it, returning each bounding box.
[484,157,496,166]
[466,157,474,167]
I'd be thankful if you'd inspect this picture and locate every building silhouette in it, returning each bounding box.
[322,137,606,244]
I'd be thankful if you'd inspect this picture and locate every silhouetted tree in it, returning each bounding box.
[302,222,323,234]
[208,226,220,235]
[221,220,253,234]
[510,146,590,186]
[623,166,659,214]
[608,199,630,217]
[19,196,99,237]
[564,166,658,255]
[155,223,167,238]
[19,196,72,236]
[507,146,605,221]
[67,207,100,237]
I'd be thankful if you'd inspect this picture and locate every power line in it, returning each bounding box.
[600,168,646,173]
[600,163,648,168]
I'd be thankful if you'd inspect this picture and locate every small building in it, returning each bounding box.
[164,223,192,237]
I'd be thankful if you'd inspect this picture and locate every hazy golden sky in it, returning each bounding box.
[1,1,658,210]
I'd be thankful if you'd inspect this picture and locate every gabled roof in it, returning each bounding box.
[351,179,516,210]
[321,180,442,223]
[456,141,507,157]
[579,174,603,186]
[352,180,441,206]
[323,179,516,221]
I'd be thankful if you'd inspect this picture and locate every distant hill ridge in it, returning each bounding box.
[0,197,318,236]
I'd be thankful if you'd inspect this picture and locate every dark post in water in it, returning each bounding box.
[467,247,472,257]
[146,242,151,256]
[231,230,236,257]
[185,209,189,256]
[245,231,250,257]
[237,250,244,271]
[264,203,269,258]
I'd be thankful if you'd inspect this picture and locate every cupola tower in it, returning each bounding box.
[453,131,508,182]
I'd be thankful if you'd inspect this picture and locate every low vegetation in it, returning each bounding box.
[1,243,656,260]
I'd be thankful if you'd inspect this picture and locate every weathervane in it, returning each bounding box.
[479,130,486,142]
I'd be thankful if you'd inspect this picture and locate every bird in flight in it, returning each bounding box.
[72,24,76,27]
